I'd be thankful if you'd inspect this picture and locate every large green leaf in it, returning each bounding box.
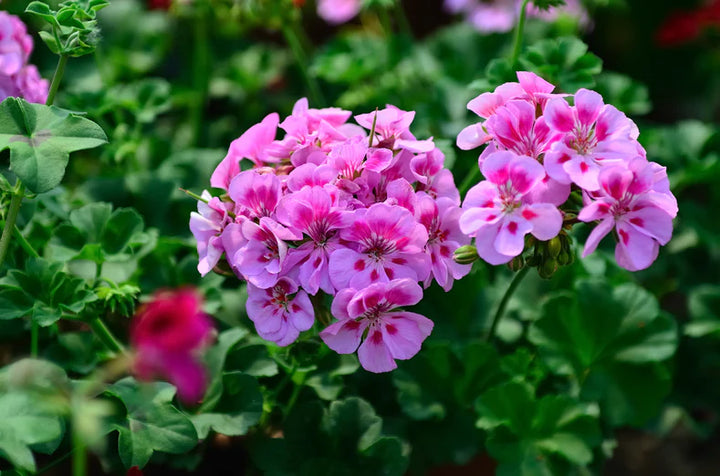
[190,372,263,439]
[476,381,601,475]
[528,279,678,426]
[107,378,198,469]
[0,393,64,472]
[0,257,97,326]
[0,98,107,193]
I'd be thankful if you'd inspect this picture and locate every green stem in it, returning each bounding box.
[191,9,210,147]
[88,317,125,355]
[46,55,69,106]
[285,373,306,418]
[0,53,69,270]
[510,0,531,68]
[281,21,325,107]
[458,167,481,198]
[72,426,87,476]
[13,225,39,258]
[393,0,412,37]
[486,266,530,342]
[0,183,24,269]
[31,320,39,357]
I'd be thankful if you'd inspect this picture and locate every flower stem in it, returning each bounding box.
[46,54,69,107]
[0,183,25,269]
[486,266,530,342]
[510,0,531,68]
[72,425,87,476]
[13,225,39,258]
[0,53,69,269]
[281,20,325,107]
[88,317,125,355]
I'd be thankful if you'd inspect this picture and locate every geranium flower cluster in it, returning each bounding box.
[445,0,589,34]
[191,99,470,372]
[0,12,48,104]
[457,71,678,272]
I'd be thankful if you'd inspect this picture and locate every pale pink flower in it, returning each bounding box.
[578,158,676,271]
[246,278,314,346]
[317,0,362,25]
[355,106,435,153]
[328,203,430,289]
[320,279,433,373]
[416,195,472,291]
[189,191,233,276]
[211,113,279,190]
[543,89,639,191]
[460,151,563,264]
[222,217,302,289]
[275,186,351,295]
[228,170,282,219]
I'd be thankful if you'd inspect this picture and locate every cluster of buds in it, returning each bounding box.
[0,12,48,104]
[191,99,470,372]
[455,71,677,274]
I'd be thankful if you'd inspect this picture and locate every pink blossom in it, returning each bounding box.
[275,186,351,295]
[416,195,472,291]
[329,203,430,289]
[543,89,639,191]
[317,0,362,25]
[211,113,279,190]
[0,13,48,104]
[578,159,675,271]
[355,106,435,153]
[131,289,214,404]
[228,170,282,219]
[189,191,233,276]
[320,279,433,373]
[246,278,314,346]
[223,217,302,289]
[460,151,563,264]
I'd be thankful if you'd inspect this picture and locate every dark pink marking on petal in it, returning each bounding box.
[522,209,538,220]
[507,222,518,234]
[629,217,644,227]
[618,228,630,245]
[580,162,589,174]
[440,246,450,257]
[558,154,571,164]
[370,331,384,344]
[370,269,379,281]
[292,303,301,312]
[385,267,395,279]
[385,324,398,335]
[392,258,407,265]
[354,260,365,271]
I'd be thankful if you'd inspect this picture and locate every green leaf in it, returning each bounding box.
[0,392,65,472]
[528,279,678,426]
[190,372,263,439]
[519,37,602,93]
[108,378,198,469]
[0,258,97,326]
[594,71,651,116]
[686,285,720,337]
[476,381,601,472]
[0,98,107,193]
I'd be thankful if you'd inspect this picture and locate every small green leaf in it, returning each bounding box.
[0,98,107,193]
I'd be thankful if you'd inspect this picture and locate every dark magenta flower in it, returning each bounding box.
[130,289,214,405]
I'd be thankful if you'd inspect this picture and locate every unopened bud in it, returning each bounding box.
[547,237,562,258]
[557,251,571,266]
[508,255,525,272]
[454,245,479,265]
[538,258,558,279]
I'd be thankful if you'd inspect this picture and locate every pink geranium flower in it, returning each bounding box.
[416,195,472,291]
[211,113,279,190]
[189,191,233,276]
[246,278,314,346]
[130,289,214,404]
[275,186,351,295]
[543,88,639,191]
[578,158,676,271]
[223,217,302,289]
[460,151,563,264]
[317,0,362,25]
[320,279,433,373]
[228,170,282,220]
[328,202,430,289]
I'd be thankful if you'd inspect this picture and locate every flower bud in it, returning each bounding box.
[454,245,479,265]
[508,255,525,272]
[538,258,558,279]
[546,237,562,258]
